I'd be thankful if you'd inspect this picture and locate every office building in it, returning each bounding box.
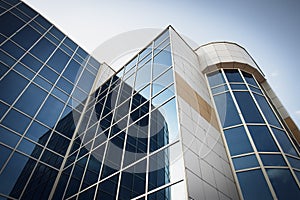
[1,0,300,199]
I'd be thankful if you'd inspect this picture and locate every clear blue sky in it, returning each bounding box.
[23,0,300,127]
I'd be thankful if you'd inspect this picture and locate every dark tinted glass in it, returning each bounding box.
[63,60,82,83]
[260,154,286,166]
[0,144,12,170]
[96,173,119,200]
[213,92,241,127]
[15,83,48,116]
[272,128,298,157]
[254,94,282,128]
[242,71,258,86]
[267,169,300,199]
[0,126,21,148]
[36,95,65,128]
[224,126,253,156]
[233,91,264,123]
[2,40,25,60]
[20,53,43,72]
[12,25,41,49]
[224,69,243,82]
[47,48,70,73]
[2,108,31,134]
[233,154,259,170]
[237,169,273,200]
[247,125,279,152]
[0,12,25,37]
[30,38,56,62]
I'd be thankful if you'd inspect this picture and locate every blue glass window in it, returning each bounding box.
[154,30,169,47]
[267,169,300,199]
[35,15,51,29]
[224,126,253,156]
[233,91,264,123]
[0,100,9,118]
[0,152,33,196]
[224,69,243,82]
[242,71,258,87]
[17,3,37,18]
[30,38,56,62]
[152,84,174,107]
[36,95,65,128]
[46,48,70,73]
[211,84,228,94]
[213,92,241,127]
[12,25,41,49]
[0,49,16,67]
[287,156,300,169]
[247,125,279,152]
[237,169,273,200]
[13,63,35,79]
[25,121,50,142]
[21,53,43,72]
[0,12,25,37]
[0,126,21,148]
[272,128,298,157]
[63,59,82,83]
[260,154,286,166]
[233,155,259,170]
[15,83,48,117]
[253,94,282,128]
[97,173,119,200]
[17,138,42,158]
[230,84,247,90]
[0,71,28,104]
[0,57,10,78]
[2,108,31,134]
[0,144,12,170]
[119,159,146,199]
[2,40,25,60]
[56,77,74,94]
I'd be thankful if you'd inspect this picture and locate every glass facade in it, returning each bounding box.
[207,69,300,200]
[53,29,184,199]
[0,0,100,199]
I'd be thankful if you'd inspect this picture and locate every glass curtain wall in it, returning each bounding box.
[207,69,300,200]
[54,29,185,200]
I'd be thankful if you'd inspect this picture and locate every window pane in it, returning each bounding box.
[150,98,178,152]
[272,128,298,157]
[247,125,279,152]
[230,84,247,90]
[63,59,83,83]
[0,70,29,104]
[233,154,259,170]
[267,169,300,199]
[152,69,173,96]
[0,144,12,170]
[15,83,48,117]
[135,62,151,91]
[47,48,70,73]
[21,53,43,72]
[36,95,65,128]
[153,45,172,79]
[30,38,57,62]
[224,69,243,82]
[0,12,25,37]
[152,84,174,107]
[211,84,228,94]
[2,108,31,134]
[12,25,41,49]
[254,94,282,128]
[0,152,35,196]
[207,70,225,87]
[213,92,241,128]
[233,91,264,123]
[260,154,286,166]
[287,156,300,169]
[119,159,146,199]
[224,126,253,156]
[2,40,25,60]
[77,69,95,93]
[242,71,258,87]
[237,169,273,200]
[96,173,119,200]
[0,126,21,148]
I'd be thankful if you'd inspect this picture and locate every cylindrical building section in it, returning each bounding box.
[196,42,300,199]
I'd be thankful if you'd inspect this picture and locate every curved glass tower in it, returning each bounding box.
[199,42,300,200]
